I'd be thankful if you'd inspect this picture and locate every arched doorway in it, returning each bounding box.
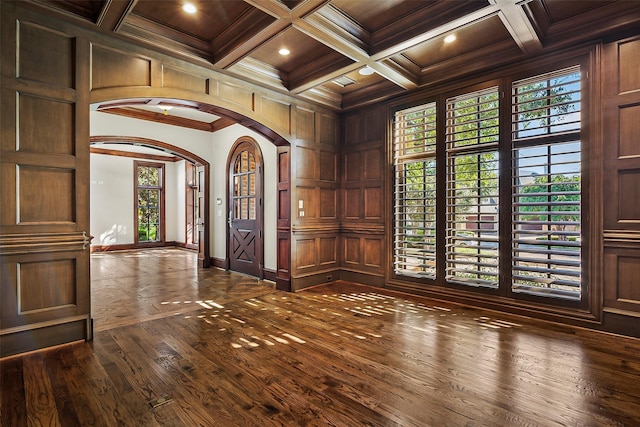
[227,137,264,278]
[89,136,211,268]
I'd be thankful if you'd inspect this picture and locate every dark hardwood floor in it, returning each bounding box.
[2,248,640,426]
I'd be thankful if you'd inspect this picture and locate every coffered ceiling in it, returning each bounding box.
[24,0,640,113]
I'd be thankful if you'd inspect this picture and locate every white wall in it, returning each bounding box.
[166,160,186,243]
[90,154,134,245]
[90,112,278,271]
[90,154,183,245]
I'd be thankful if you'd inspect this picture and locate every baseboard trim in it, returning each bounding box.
[91,242,195,253]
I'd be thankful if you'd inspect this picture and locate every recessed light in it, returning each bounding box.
[444,34,457,43]
[279,48,291,56]
[157,105,174,115]
[358,66,374,76]
[182,3,197,14]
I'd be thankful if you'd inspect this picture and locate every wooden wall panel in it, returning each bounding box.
[364,107,385,142]
[19,259,76,312]
[295,107,315,141]
[0,88,16,152]
[604,247,640,314]
[619,39,640,93]
[18,22,74,88]
[295,238,316,269]
[619,105,640,157]
[296,187,317,219]
[364,148,382,181]
[319,151,336,182]
[364,187,382,219]
[0,164,16,226]
[19,95,74,155]
[319,237,337,265]
[343,114,360,146]
[258,96,291,134]
[162,67,209,94]
[1,250,89,326]
[364,238,383,268]
[618,170,640,221]
[91,45,151,89]
[319,188,337,219]
[344,188,361,219]
[19,167,75,223]
[216,81,253,110]
[319,112,337,146]
[295,146,317,180]
[344,237,361,265]
[345,152,361,182]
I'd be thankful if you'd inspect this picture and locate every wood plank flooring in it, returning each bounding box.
[2,248,640,426]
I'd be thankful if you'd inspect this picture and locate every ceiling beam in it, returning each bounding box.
[97,0,137,32]
[493,0,542,54]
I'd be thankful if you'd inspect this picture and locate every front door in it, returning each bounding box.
[228,139,263,278]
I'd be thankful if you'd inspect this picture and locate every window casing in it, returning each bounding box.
[392,64,585,304]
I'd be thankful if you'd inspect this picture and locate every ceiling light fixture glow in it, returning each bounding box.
[359,66,374,76]
[157,105,174,115]
[182,3,197,14]
[444,34,457,43]
[279,48,291,56]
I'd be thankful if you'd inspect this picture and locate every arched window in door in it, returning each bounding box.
[233,150,257,221]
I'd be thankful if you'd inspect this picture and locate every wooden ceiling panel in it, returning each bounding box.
[542,0,617,23]
[38,0,106,22]
[250,27,342,75]
[132,0,267,42]
[329,0,436,33]
[400,15,515,69]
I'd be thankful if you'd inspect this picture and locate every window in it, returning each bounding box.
[393,103,437,277]
[446,87,500,287]
[232,150,257,221]
[136,162,164,243]
[512,67,582,299]
[392,65,585,303]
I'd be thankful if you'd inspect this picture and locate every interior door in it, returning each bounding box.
[228,140,263,278]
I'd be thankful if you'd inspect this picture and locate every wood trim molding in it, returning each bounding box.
[90,146,181,162]
[0,232,91,255]
[90,136,209,166]
[100,107,219,132]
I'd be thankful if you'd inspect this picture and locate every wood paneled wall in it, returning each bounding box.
[290,108,341,290]
[0,6,92,357]
[602,35,640,325]
[340,105,386,286]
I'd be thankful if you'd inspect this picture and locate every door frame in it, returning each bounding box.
[226,136,264,279]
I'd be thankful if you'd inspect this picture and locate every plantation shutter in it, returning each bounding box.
[393,103,437,277]
[511,67,582,299]
[445,87,500,287]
